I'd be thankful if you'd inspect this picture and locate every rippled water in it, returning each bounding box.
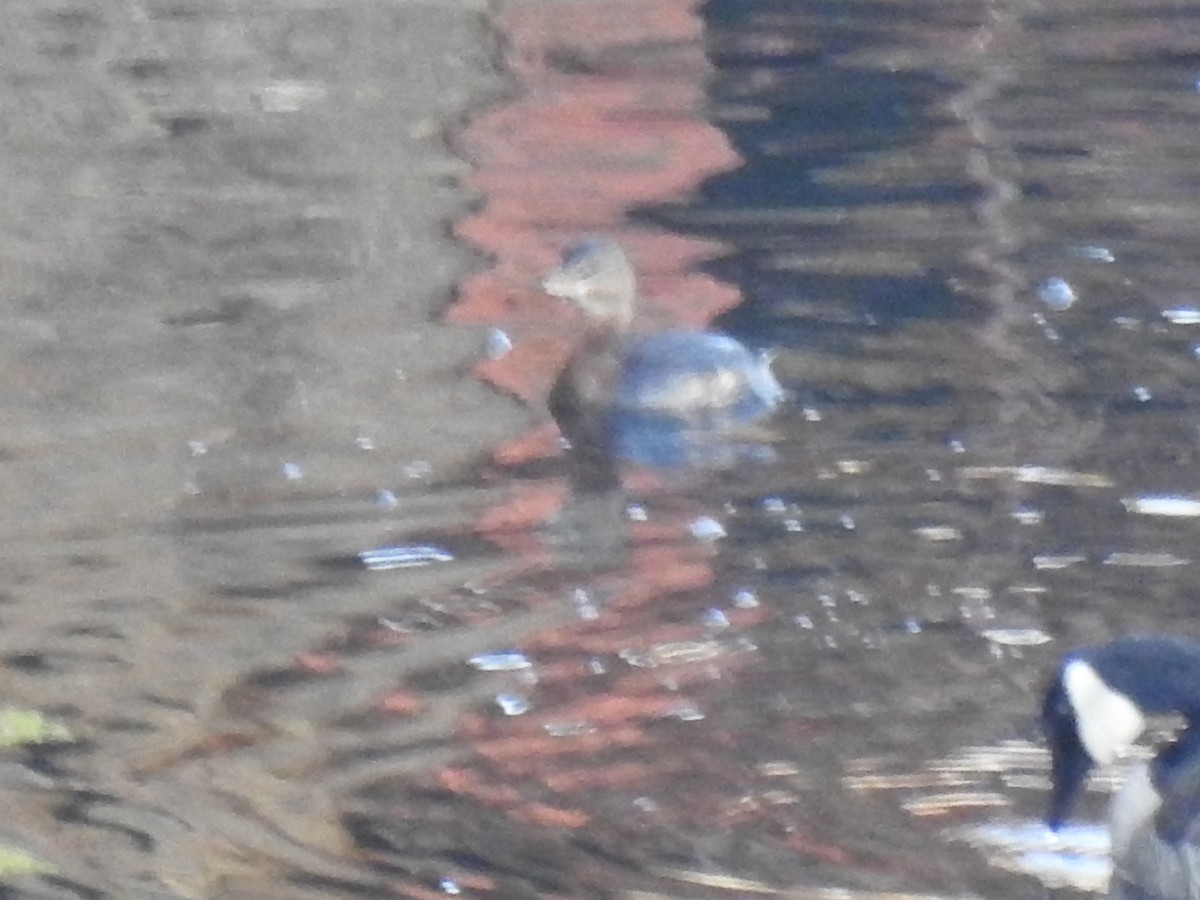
[5,0,1200,898]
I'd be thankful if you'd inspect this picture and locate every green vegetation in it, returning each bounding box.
[0,846,53,878]
[0,708,68,879]
[0,708,71,747]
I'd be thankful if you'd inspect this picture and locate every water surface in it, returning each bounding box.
[5,0,1200,898]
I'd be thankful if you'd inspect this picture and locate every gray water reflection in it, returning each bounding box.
[0,0,534,896]
[6,0,1200,898]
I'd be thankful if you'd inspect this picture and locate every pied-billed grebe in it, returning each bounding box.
[543,237,784,467]
[1042,635,1200,900]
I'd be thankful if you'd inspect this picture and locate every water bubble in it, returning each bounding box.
[626,504,648,522]
[702,608,730,631]
[375,490,398,509]
[282,461,303,480]
[1038,277,1076,311]
[732,588,759,608]
[762,496,786,513]
[1132,385,1152,402]
[356,435,375,450]
[496,693,530,716]
[439,877,462,895]
[485,327,513,360]
[690,517,726,541]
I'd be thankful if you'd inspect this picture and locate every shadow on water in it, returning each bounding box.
[7,0,1200,898]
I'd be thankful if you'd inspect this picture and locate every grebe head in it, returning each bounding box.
[542,237,638,331]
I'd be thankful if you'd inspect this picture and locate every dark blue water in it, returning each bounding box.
[626,0,1200,895]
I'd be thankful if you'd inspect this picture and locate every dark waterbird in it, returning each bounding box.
[1042,635,1200,899]
[543,236,784,469]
